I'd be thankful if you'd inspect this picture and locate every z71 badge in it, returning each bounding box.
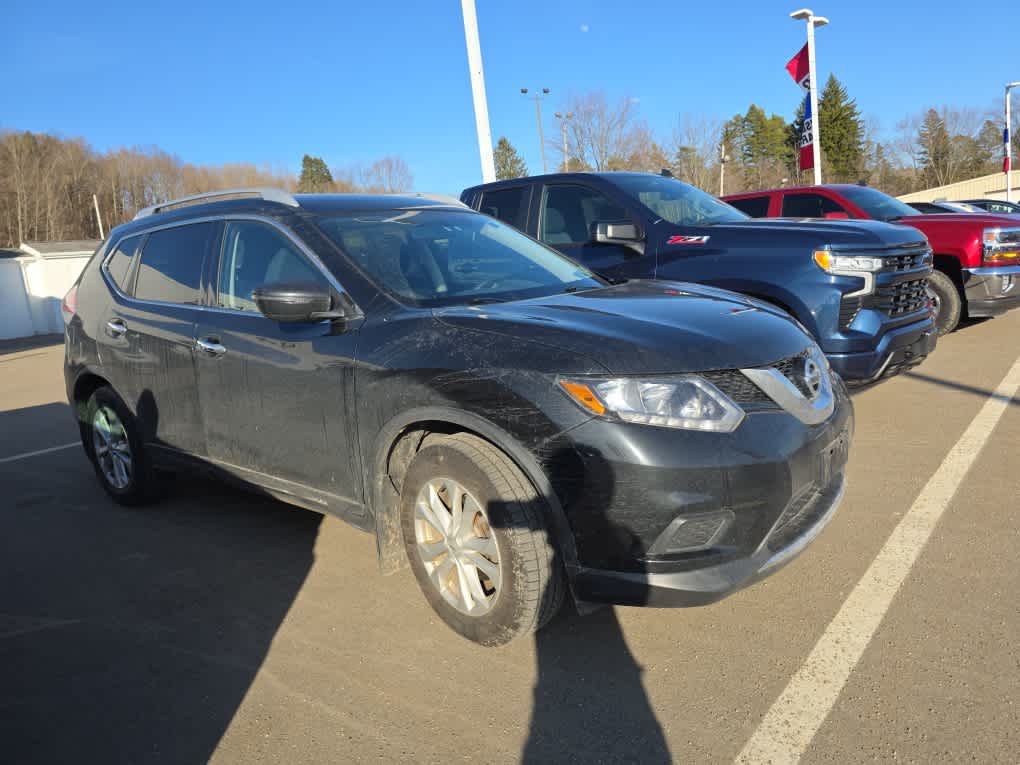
[666,235,710,245]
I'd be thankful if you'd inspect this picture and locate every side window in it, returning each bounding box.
[104,234,143,293]
[727,196,770,218]
[540,184,628,246]
[218,221,326,311]
[134,222,215,305]
[781,193,847,218]
[479,187,528,229]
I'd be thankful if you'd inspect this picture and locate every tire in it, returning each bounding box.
[400,433,564,646]
[82,386,158,506]
[926,269,962,336]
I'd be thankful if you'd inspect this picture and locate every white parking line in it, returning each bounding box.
[736,354,1020,765]
[0,442,80,465]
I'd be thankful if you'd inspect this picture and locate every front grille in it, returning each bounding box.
[870,278,929,316]
[772,348,814,398]
[701,369,773,405]
[765,479,842,554]
[881,250,932,272]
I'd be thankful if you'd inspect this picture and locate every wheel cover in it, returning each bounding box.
[91,405,132,490]
[926,284,941,318]
[414,478,501,616]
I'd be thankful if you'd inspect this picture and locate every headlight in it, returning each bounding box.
[559,376,745,432]
[813,250,884,272]
[982,227,1020,265]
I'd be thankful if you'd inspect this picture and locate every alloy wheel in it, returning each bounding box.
[91,405,133,490]
[413,478,501,616]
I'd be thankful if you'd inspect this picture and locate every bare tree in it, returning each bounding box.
[558,92,645,171]
[668,117,723,191]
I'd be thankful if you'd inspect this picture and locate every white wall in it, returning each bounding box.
[0,254,92,340]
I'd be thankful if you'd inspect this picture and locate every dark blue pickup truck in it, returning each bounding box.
[462,172,936,384]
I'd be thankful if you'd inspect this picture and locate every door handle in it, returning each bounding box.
[105,319,127,338]
[196,337,226,357]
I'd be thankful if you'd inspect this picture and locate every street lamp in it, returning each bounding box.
[554,111,574,171]
[790,8,828,186]
[460,0,496,182]
[521,87,551,174]
[1006,81,1020,202]
[718,141,730,196]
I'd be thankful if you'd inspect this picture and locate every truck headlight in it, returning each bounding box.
[813,250,884,272]
[982,227,1020,265]
[559,376,745,432]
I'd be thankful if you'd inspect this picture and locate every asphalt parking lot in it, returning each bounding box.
[2,313,1018,765]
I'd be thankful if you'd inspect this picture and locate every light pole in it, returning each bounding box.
[521,87,550,174]
[718,141,729,196]
[460,0,496,182]
[790,8,829,186]
[554,111,574,171]
[1006,81,1020,203]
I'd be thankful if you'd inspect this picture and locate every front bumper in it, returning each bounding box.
[826,319,936,384]
[556,386,853,608]
[962,266,1020,317]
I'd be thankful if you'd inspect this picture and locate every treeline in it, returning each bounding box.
[496,81,1020,198]
[0,131,413,247]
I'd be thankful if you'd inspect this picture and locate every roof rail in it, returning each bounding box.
[133,187,299,220]
[400,192,468,208]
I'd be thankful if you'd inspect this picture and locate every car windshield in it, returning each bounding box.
[314,208,604,307]
[610,175,748,225]
[839,186,920,221]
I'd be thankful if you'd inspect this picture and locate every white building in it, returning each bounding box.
[897,170,1020,203]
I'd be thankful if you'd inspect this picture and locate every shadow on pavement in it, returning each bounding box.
[903,370,1019,406]
[521,445,670,764]
[0,402,321,764]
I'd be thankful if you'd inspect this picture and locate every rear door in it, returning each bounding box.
[780,192,851,218]
[98,221,217,457]
[536,182,652,281]
[194,218,364,517]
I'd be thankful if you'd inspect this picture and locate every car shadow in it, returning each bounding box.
[0,400,321,764]
[518,445,671,763]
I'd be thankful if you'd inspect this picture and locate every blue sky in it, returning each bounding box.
[4,1,1017,194]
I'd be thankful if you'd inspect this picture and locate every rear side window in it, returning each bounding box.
[104,235,143,292]
[727,196,771,218]
[134,222,216,305]
[478,187,528,228]
[781,193,847,218]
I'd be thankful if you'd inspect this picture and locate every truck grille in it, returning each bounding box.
[881,250,932,272]
[870,278,929,316]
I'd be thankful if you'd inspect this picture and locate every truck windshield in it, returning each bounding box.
[610,175,748,225]
[313,208,604,307]
[839,186,920,222]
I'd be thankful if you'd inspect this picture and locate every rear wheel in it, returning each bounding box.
[400,433,564,646]
[83,387,158,506]
[926,270,962,335]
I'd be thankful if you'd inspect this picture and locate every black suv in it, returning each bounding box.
[63,188,853,646]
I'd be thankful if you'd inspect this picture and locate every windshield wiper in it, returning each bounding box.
[467,296,506,305]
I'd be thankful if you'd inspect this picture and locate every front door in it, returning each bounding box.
[537,183,653,282]
[194,218,363,516]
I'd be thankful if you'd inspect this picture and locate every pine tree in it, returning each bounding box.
[818,75,864,183]
[917,109,952,186]
[297,155,334,192]
[493,137,528,180]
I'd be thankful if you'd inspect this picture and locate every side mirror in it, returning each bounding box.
[594,220,641,243]
[823,211,850,220]
[252,282,344,323]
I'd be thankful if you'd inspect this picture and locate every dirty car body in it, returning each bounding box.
[63,191,853,643]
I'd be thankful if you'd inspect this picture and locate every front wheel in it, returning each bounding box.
[926,270,962,335]
[400,433,564,646]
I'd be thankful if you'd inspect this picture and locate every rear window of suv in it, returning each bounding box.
[478,187,529,228]
[134,222,216,305]
[104,234,143,292]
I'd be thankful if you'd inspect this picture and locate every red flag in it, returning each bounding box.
[798,94,814,171]
[800,144,814,171]
[1005,156,1012,173]
[786,44,810,91]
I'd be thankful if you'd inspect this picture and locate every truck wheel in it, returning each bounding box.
[400,433,564,646]
[926,270,962,335]
[83,386,158,506]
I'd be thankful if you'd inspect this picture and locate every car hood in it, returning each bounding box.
[697,217,928,247]
[433,280,815,375]
[893,212,1020,229]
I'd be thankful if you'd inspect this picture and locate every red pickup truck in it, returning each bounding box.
[724,184,1020,334]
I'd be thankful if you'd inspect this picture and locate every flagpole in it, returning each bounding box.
[1007,82,1019,203]
[791,9,828,185]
